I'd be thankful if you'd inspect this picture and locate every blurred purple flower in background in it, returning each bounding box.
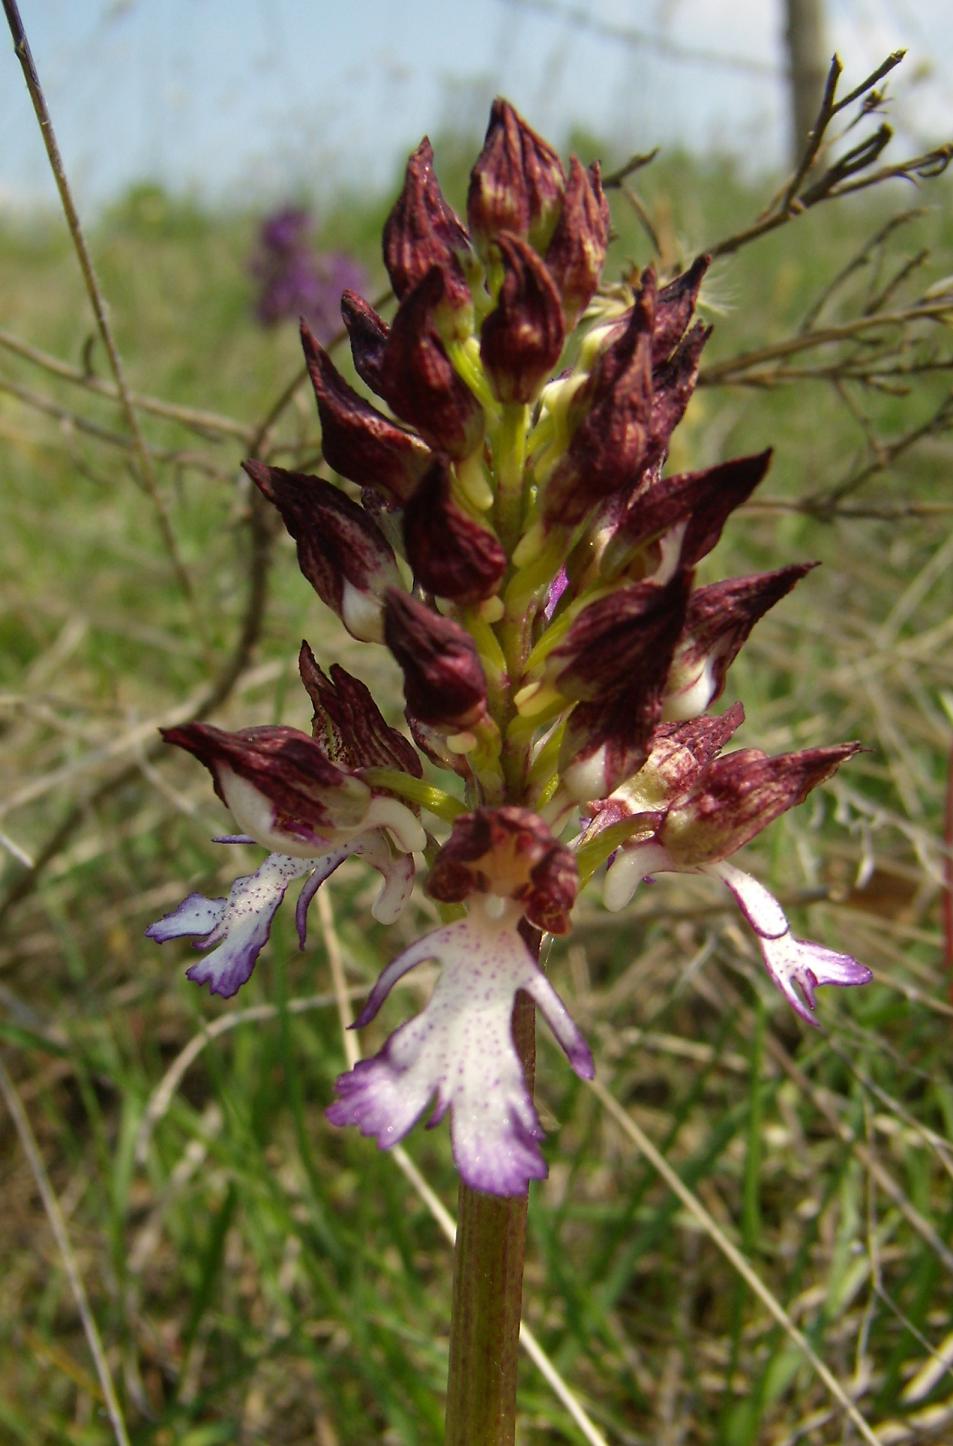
[249,205,368,343]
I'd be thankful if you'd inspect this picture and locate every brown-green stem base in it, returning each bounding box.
[444,985,537,1445]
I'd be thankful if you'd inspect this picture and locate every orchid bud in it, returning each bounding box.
[384,589,487,730]
[428,807,578,934]
[611,703,747,813]
[402,457,507,602]
[467,97,565,255]
[652,255,710,365]
[542,277,655,526]
[480,233,565,403]
[549,574,690,704]
[383,137,472,312]
[557,574,691,801]
[649,321,711,461]
[544,156,610,328]
[300,323,431,502]
[161,722,372,854]
[375,267,486,459]
[244,461,401,643]
[340,289,390,393]
[600,450,773,580]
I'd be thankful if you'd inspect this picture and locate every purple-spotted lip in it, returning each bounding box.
[327,905,593,1196]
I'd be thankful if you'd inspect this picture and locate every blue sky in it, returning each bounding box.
[2,0,950,211]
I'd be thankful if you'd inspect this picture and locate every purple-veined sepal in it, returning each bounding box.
[327,899,594,1196]
[467,98,566,255]
[663,565,815,721]
[161,722,427,860]
[244,461,402,642]
[384,589,488,731]
[382,137,472,310]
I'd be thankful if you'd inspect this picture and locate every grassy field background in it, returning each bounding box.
[2,131,953,1444]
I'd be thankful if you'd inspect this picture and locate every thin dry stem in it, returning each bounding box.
[3,0,208,642]
[0,328,253,442]
[0,1053,132,1446]
[588,1073,883,1446]
[0,374,231,477]
[700,302,953,386]
[703,49,950,261]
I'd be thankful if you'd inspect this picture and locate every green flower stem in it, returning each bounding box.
[444,972,537,1446]
[493,402,529,555]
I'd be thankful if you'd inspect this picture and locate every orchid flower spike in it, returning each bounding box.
[150,98,871,1195]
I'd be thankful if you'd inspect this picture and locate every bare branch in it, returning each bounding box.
[0,329,253,443]
[798,209,926,332]
[832,49,906,114]
[0,375,231,476]
[806,391,953,511]
[779,54,843,211]
[703,50,952,261]
[601,149,659,190]
[700,302,953,387]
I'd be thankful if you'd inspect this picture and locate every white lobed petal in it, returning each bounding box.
[327,910,593,1196]
[150,826,419,995]
[353,833,417,924]
[146,891,225,941]
[603,841,673,912]
[293,848,353,946]
[361,795,427,855]
[295,830,417,936]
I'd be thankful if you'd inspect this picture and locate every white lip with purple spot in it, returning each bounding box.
[327,899,594,1197]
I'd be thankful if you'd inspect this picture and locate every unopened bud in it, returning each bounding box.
[544,157,610,328]
[664,563,815,719]
[662,744,861,864]
[480,232,565,403]
[402,457,507,602]
[245,461,400,643]
[384,590,488,730]
[301,323,431,502]
[468,97,565,255]
[383,138,472,312]
[376,268,486,459]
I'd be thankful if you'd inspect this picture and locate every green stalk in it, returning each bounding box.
[493,403,529,555]
[444,972,537,1445]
